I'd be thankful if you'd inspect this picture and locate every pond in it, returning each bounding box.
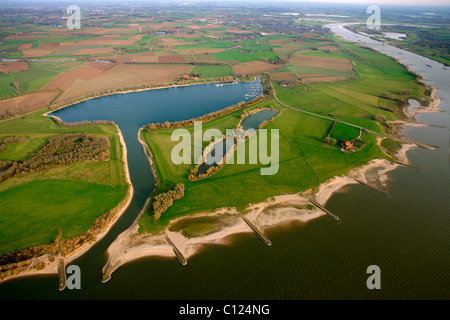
[196,108,279,176]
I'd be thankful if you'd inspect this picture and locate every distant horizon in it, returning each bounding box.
[0,0,449,7]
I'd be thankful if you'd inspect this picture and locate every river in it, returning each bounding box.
[0,24,448,299]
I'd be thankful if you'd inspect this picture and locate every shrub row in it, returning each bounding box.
[144,95,266,131]
[0,133,109,183]
[152,183,185,221]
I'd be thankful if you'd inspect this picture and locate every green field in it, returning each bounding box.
[189,65,233,78]
[0,62,60,99]
[0,136,48,161]
[0,111,128,254]
[13,68,58,94]
[138,97,388,234]
[31,60,87,73]
[0,180,126,254]
[214,43,279,63]
[29,34,101,48]
[0,74,18,98]
[277,41,431,130]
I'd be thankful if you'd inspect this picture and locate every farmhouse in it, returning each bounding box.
[341,140,355,151]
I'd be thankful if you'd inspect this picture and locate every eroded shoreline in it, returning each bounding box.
[101,61,441,282]
[0,56,440,283]
[100,25,444,283]
[101,139,415,282]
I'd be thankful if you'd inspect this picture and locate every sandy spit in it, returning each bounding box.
[404,88,442,122]
[100,148,415,281]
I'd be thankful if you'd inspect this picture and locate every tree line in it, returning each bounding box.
[143,95,266,132]
[152,183,185,221]
[0,133,109,183]
[52,117,115,127]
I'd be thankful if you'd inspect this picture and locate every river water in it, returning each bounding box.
[0,24,449,299]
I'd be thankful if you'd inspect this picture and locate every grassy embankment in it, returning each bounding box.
[0,111,128,255]
[138,39,431,235]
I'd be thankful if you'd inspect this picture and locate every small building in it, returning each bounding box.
[341,139,354,151]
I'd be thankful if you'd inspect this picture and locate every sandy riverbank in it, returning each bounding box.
[1,62,437,283]
[65,124,134,263]
[403,88,442,121]
[101,70,431,281]
[101,146,413,282]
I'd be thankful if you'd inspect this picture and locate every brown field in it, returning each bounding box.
[159,55,185,63]
[0,91,58,116]
[268,40,286,47]
[161,40,196,48]
[290,55,353,71]
[18,43,33,50]
[89,28,119,35]
[224,28,254,34]
[75,35,142,46]
[233,60,282,75]
[299,74,352,84]
[193,53,216,62]
[182,55,196,63]
[4,35,46,40]
[33,45,88,57]
[130,53,160,63]
[0,61,29,73]
[302,32,323,37]
[20,49,54,57]
[54,64,194,103]
[74,47,115,55]
[42,72,80,91]
[114,55,134,63]
[269,71,298,82]
[269,40,312,60]
[68,66,104,81]
[188,24,224,30]
[87,61,115,72]
[39,42,60,48]
[318,45,340,52]
[148,22,174,30]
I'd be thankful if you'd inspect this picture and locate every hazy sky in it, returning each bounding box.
[4,0,450,6]
[253,0,450,6]
[296,0,450,6]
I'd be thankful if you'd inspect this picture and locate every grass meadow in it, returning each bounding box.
[189,65,233,78]
[0,110,128,254]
